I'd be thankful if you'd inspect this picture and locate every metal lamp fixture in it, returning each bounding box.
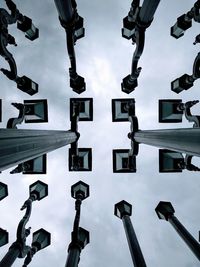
[155,201,200,261]
[65,181,90,267]
[114,200,147,267]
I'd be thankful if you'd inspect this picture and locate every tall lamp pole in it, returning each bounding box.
[54,0,85,94]
[0,180,51,267]
[114,200,147,267]
[121,0,161,93]
[155,201,200,261]
[65,181,90,267]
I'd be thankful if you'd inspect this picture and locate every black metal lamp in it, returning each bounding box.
[16,76,38,96]
[69,98,93,171]
[17,16,39,41]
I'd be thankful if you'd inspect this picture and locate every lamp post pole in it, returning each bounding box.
[65,181,90,267]
[114,200,147,267]
[0,128,78,172]
[155,201,200,261]
[133,128,200,157]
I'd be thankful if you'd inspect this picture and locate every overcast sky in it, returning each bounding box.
[1,0,200,266]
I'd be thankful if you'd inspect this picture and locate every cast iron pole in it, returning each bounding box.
[169,215,200,260]
[134,128,200,157]
[0,129,78,171]
[122,215,147,267]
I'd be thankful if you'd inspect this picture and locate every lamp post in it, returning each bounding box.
[54,0,85,94]
[121,0,161,93]
[114,200,147,267]
[0,0,39,95]
[155,201,200,261]
[65,181,90,267]
[0,180,51,267]
[112,98,200,172]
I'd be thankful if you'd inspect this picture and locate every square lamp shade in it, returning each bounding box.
[114,200,132,219]
[112,99,135,122]
[170,14,192,39]
[71,180,89,200]
[122,16,136,39]
[17,16,39,41]
[32,228,51,251]
[23,155,47,174]
[70,98,93,121]
[29,180,48,201]
[113,149,136,173]
[75,16,85,40]
[24,100,48,123]
[159,99,183,123]
[159,149,184,173]
[17,76,38,95]
[69,148,92,171]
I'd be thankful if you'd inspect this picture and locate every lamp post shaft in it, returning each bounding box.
[139,0,161,25]
[0,245,20,267]
[169,215,200,260]
[0,129,77,171]
[134,128,200,157]
[65,247,80,267]
[122,215,147,267]
[54,0,74,23]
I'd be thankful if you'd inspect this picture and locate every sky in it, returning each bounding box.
[0,0,200,266]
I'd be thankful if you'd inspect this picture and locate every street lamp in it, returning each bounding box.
[121,0,161,93]
[65,181,90,267]
[69,98,93,171]
[171,0,200,40]
[171,53,200,94]
[0,180,50,267]
[114,200,147,267]
[112,98,200,173]
[0,0,39,95]
[155,201,200,261]
[54,0,86,94]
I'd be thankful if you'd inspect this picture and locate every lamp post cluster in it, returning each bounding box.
[65,181,90,267]
[0,0,39,95]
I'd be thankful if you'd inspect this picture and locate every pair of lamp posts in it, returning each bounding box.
[115,200,200,266]
[0,180,90,267]
[112,98,200,173]
[0,180,50,267]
